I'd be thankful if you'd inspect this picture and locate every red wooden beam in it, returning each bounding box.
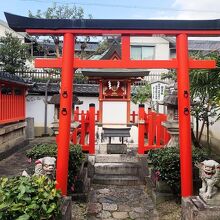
[35,58,216,69]
[27,29,220,36]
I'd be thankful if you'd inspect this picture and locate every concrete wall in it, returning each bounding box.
[0,121,27,159]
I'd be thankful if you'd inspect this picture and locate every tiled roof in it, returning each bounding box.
[0,71,27,86]
[28,82,99,96]
[48,94,83,105]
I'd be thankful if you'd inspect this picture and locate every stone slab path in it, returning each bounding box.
[86,184,159,220]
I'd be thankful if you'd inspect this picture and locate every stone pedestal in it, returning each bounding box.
[61,196,72,220]
[162,120,179,148]
[182,196,220,220]
[200,192,220,206]
[107,144,127,154]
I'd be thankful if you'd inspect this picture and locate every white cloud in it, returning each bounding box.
[172,0,220,19]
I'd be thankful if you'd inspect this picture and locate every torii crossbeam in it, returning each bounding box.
[5,12,219,197]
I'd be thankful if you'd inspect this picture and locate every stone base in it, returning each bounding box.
[199,192,220,206]
[60,196,72,220]
[107,144,127,154]
[182,196,220,220]
[0,122,28,160]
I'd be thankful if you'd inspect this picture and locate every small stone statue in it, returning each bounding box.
[34,157,56,179]
[198,160,220,200]
[22,156,56,179]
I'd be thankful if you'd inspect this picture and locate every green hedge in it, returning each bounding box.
[26,143,84,193]
[148,147,209,195]
[0,176,61,220]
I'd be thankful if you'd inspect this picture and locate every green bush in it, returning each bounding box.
[26,143,85,193]
[0,176,61,220]
[148,147,209,195]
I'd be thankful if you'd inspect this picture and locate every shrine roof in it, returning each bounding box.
[28,82,99,96]
[5,12,220,32]
[81,69,150,78]
[48,94,83,106]
[0,71,27,86]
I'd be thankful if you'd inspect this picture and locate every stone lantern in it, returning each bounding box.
[162,83,179,148]
[48,94,83,135]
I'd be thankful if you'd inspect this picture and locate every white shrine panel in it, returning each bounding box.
[102,101,127,127]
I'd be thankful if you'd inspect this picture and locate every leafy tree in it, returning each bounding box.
[190,51,220,146]
[162,52,220,147]
[0,32,30,73]
[29,3,91,57]
[131,83,152,105]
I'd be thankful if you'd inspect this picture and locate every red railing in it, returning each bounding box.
[0,84,26,125]
[71,104,98,154]
[138,105,170,154]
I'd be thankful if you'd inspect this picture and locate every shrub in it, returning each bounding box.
[26,143,85,193]
[148,147,209,195]
[0,176,61,220]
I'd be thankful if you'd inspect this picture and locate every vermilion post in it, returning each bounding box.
[56,33,74,195]
[89,103,95,154]
[176,33,193,197]
[138,104,145,154]
[80,111,85,146]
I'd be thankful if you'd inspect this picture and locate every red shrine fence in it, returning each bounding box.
[0,83,26,125]
[71,104,170,154]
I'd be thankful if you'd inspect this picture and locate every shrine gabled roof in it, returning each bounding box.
[5,12,220,32]
[0,71,27,86]
[81,69,150,78]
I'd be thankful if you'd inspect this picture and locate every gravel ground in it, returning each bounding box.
[157,200,181,220]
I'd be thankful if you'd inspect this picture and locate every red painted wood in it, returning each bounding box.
[35,57,215,69]
[176,33,193,197]
[80,111,85,146]
[89,104,95,154]
[27,29,220,36]
[121,35,130,61]
[0,85,26,125]
[56,33,74,195]
[156,115,162,146]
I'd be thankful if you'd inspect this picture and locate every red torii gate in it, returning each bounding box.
[5,13,220,197]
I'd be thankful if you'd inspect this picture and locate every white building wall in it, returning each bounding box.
[76,96,99,111]
[26,95,55,136]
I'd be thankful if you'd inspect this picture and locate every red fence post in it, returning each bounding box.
[56,33,74,195]
[156,114,162,147]
[176,33,193,197]
[80,110,85,146]
[89,103,95,154]
[138,104,145,154]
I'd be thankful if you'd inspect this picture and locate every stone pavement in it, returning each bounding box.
[86,184,159,220]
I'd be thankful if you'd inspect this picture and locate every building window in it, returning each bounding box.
[130,46,155,60]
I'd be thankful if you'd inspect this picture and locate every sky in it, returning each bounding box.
[1,0,220,21]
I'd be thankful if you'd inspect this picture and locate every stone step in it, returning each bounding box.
[94,162,140,175]
[93,174,143,186]
[95,154,140,163]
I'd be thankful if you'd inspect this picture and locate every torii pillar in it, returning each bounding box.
[56,33,74,195]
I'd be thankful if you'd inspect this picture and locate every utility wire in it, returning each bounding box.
[20,0,220,14]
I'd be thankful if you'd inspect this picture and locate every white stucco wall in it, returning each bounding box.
[26,95,54,127]
[130,37,170,60]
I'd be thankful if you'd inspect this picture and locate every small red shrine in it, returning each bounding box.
[82,68,149,126]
